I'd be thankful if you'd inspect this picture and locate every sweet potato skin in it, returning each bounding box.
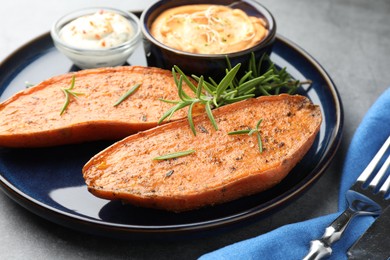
[83,94,322,212]
[0,66,198,147]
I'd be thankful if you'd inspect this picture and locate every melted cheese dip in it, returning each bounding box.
[59,10,134,49]
[150,4,268,54]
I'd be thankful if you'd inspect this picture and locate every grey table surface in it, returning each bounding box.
[0,0,389,259]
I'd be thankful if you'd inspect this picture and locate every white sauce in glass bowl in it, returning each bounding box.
[59,10,134,49]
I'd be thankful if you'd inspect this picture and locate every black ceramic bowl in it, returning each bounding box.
[140,0,276,80]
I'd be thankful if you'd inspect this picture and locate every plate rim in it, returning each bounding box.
[0,32,343,237]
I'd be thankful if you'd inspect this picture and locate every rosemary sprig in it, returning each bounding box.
[158,53,310,135]
[113,83,141,107]
[228,119,263,153]
[245,53,312,96]
[153,149,196,160]
[60,75,84,115]
[159,64,244,135]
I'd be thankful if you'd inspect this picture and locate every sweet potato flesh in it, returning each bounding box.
[83,94,322,212]
[0,66,198,147]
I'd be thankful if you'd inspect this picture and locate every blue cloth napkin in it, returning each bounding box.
[200,88,390,260]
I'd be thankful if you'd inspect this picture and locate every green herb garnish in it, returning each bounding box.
[158,53,310,135]
[244,53,312,95]
[153,149,196,160]
[113,83,141,107]
[158,64,244,136]
[228,119,263,153]
[60,75,84,115]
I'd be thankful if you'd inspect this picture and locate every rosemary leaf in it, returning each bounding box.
[177,76,186,100]
[257,86,271,96]
[60,75,84,115]
[69,75,75,89]
[255,119,263,152]
[228,129,251,135]
[237,75,269,95]
[158,98,180,104]
[158,101,192,124]
[192,75,215,93]
[215,64,241,99]
[228,118,263,153]
[60,89,70,115]
[173,65,197,92]
[249,52,258,77]
[256,53,266,77]
[196,76,204,99]
[208,77,218,88]
[225,55,233,70]
[188,102,197,136]
[158,106,176,124]
[224,94,255,104]
[257,132,263,153]
[256,118,263,129]
[113,83,141,107]
[238,71,253,86]
[205,101,218,130]
[153,149,196,160]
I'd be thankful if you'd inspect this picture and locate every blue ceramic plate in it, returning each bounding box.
[0,33,343,239]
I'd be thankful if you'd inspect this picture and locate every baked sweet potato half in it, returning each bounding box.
[0,66,198,147]
[83,94,322,212]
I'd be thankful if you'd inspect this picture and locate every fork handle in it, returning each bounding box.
[303,208,357,260]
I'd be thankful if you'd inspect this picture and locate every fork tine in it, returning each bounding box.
[379,157,390,194]
[357,135,390,183]
[369,155,390,189]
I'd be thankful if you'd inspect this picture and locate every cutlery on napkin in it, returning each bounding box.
[199,87,390,260]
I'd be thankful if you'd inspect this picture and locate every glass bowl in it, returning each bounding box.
[51,7,141,69]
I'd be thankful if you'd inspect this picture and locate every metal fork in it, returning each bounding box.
[303,135,390,260]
